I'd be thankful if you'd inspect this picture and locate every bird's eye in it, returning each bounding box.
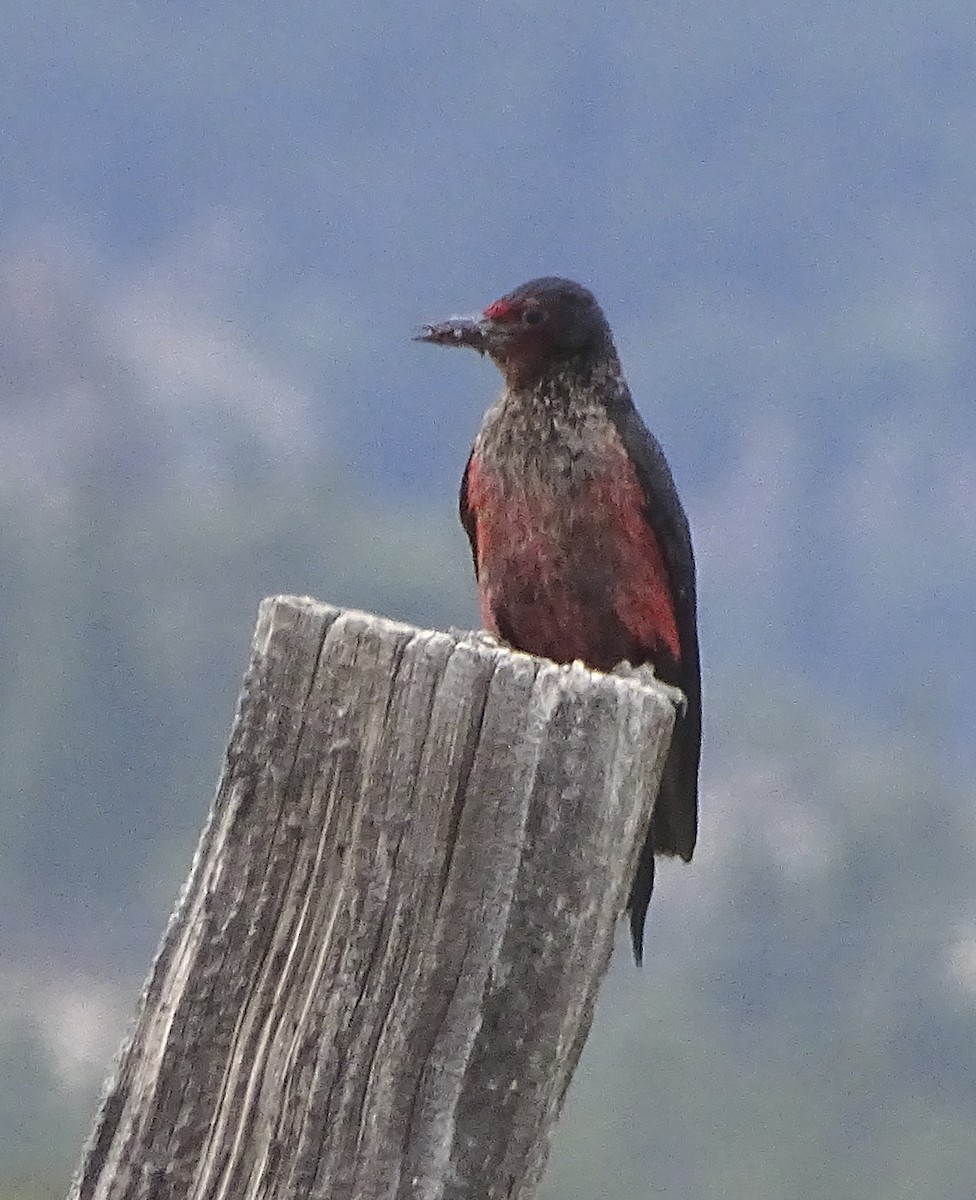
[522,307,545,327]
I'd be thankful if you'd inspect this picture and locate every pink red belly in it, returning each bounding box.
[466,456,681,672]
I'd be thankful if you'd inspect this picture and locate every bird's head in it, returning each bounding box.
[416,277,613,388]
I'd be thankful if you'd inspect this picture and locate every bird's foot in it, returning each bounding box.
[612,661,687,715]
[451,627,508,654]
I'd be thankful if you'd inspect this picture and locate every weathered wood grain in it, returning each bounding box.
[69,595,677,1200]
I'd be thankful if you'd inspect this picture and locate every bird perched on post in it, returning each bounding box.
[417,277,700,964]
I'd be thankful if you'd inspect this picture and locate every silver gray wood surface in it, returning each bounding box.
[69,595,677,1200]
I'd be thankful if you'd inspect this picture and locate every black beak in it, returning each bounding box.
[414,314,489,355]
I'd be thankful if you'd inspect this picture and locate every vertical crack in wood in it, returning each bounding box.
[68,597,677,1200]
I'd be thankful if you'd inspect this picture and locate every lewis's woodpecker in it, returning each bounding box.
[417,277,700,964]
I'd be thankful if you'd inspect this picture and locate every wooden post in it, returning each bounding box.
[69,595,677,1200]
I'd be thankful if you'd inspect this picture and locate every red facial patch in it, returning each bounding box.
[483,298,518,322]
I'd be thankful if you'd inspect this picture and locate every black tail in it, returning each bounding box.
[627,726,698,965]
[627,841,655,966]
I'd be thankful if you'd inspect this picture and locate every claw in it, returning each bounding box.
[613,661,687,716]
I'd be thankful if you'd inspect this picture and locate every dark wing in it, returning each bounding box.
[605,394,701,964]
[608,395,701,852]
[459,449,480,578]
